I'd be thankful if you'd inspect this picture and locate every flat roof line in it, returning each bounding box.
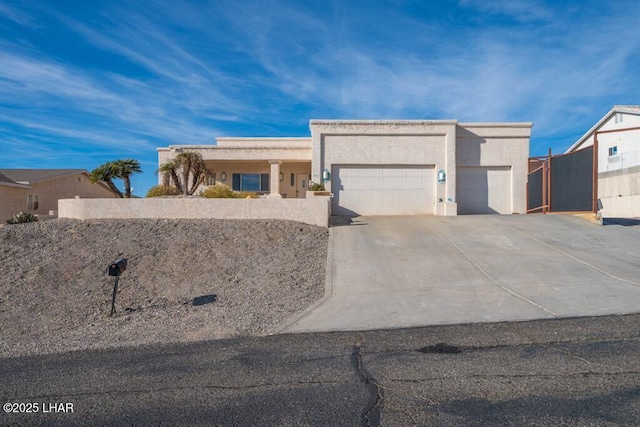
[459,122,533,127]
[310,119,458,125]
[216,137,311,140]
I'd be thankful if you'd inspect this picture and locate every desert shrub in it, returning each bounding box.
[309,182,325,191]
[200,184,239,198]
[146,185,181,197]
[237,192,260,199]
[7,212,39,224]
[200,185,261,199]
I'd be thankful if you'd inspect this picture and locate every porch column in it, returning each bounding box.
[268,160,282,198]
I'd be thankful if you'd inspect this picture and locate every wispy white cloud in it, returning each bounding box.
[0,114,154,152]
[0,51,117,102]
[458,0,554,22]
[0,1,38,28]
[54,7,251,114]
[220,0,640,142]
[0,47,224,146]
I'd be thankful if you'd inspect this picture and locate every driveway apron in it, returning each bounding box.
[280,215,640,333]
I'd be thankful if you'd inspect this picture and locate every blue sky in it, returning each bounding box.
[1,0,639,196]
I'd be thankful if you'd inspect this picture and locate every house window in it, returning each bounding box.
[28,195,39,210]
[232,173,270,192]
[615,113,623,123]
[205,172,216,185]
[290,173,295,186]
[609,146,618,156]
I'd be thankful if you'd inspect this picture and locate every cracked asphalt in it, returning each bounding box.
[2,314,639,426]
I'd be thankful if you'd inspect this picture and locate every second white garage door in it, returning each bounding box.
[457,166,512,214]
[331,165,435,216]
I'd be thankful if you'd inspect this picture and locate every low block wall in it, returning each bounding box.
[599,195,640,218]
[58,197,331,227]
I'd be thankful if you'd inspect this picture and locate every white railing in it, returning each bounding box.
[606,150,640,171]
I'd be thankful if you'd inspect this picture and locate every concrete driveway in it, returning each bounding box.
[280,215,640,333]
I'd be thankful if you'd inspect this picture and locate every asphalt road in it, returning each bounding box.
[2,314,639,426]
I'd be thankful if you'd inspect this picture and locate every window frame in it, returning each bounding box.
[231,173,270,192]
[28,194,39,211]
[205,172,216,186]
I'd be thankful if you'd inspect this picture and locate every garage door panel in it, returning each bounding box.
[457,166,511,214]
[332,165,434,216]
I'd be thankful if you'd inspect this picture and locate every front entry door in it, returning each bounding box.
[296,174,308,198]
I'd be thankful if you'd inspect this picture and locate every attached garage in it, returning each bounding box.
[331,165,435,216]
[457,166,512,214]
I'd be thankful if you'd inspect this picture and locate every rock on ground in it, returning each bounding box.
[0,219,328,358]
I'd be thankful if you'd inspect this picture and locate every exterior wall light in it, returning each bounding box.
[279,172,284,182]
[437,169,446,184]
[220,172,227,182]
[322,168,330,182]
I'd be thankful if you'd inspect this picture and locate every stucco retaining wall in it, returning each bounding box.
[58,197,331,227]
[599,195,640,218]
[599,166,640,198]
[597,166,640,218]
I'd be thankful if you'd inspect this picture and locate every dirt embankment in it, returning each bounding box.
[0,219,328,358]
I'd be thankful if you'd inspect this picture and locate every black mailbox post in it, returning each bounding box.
[109,258,127,277]
[108,258,127,316]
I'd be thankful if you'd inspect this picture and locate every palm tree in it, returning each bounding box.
[89,162,123,198]
[157,151,208,195]
[90,159,142,198]
[176,151,208,195]
[113,159,142,198]
[156,160,183,194]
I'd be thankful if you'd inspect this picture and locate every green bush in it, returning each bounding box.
[146,185,181,197]
[7,212,39,224]
[199,185,259,199]
[309,182,325,191]
[200,184,239,198]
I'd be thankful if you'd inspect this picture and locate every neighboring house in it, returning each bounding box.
[0,169,117,221]
[565,105,640,218]
[159,120,532,216]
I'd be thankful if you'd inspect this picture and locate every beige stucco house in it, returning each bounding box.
[565,105,640,218]
[158,120,532,216]
[0,169,117,221]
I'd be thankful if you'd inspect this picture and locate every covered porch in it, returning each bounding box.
[157,137,313,198]
[201,160,311,198]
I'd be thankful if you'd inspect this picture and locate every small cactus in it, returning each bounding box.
[6,212,39,224]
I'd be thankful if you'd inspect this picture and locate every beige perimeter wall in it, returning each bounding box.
[598,165,640,217]
[58,198,331,227]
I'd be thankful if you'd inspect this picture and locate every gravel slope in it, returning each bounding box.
[0,219,328,358]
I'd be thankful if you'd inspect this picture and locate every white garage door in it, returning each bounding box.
[457,166,512,214]
[331,165,435,216]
